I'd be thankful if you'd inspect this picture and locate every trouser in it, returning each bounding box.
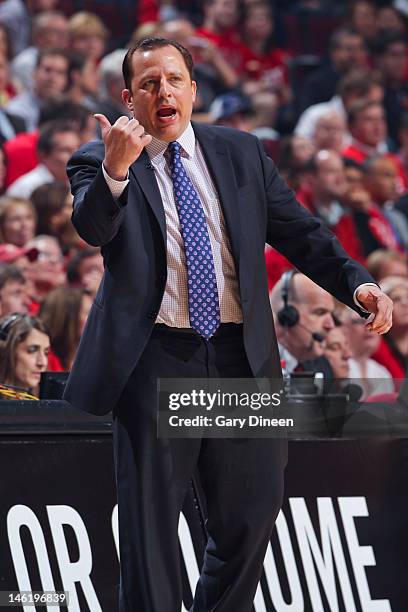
[112,323,286,612]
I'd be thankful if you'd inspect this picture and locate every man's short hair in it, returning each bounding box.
[373,31,407,56]
[38,120,78,155]
[337,69,382,99]
[36,48,69,68]
[347,99,383,126]
[0,266,25,291]
[39,100,91,130]
[122,37,194,90]
[329,26,361,53]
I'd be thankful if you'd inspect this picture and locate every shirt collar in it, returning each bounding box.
[145,122,196,164]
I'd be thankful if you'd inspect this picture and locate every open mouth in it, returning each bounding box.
[156,107,177,121]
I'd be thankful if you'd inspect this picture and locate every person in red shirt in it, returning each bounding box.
[240,1,292,105]
[196,0,251,76]
[342,98,408,191]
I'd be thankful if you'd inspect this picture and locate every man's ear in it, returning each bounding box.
[122,89,133,112]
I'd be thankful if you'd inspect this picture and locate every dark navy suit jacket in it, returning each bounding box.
[63,123,374,415]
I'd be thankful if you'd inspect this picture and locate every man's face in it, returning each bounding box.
[365,157,398,204]
[332,34,366,71]
[380,42,407,83]
[279,279,335,361]
[41,130,80,182]
[312,152,347,201]
[313,113,345,152]
[352,105,387,147]
[207,0,239,31]
[0,280,29,316]
[37,15,68,49]
[123,46,196,143]
[34,54,68,100]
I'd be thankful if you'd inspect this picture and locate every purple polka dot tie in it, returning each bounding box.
[168,141,220,339]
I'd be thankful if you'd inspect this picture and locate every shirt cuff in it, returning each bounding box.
[102,164,129,199]
[353,283,379,313]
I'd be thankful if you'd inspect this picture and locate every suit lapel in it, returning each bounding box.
[192,122,242,271]
[129,150,167,243]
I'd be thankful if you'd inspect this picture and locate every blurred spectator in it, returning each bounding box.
[295,69,384,143]
[376,5,407,35]
[197,0,250,76]
[66,247,104,299]
[278,134,314,190]
[30,181,71,236]
[373,31,408,148]
[299,27,367,112]
[240,1,291,105]
[98,49,130,124]
[296,149,364,261]
[68,11,108,63]
[270,271,335,374]
[366,248,408,282]
[39,287,92,370]
[346,0,378,50]
[0,265,30,315]
[343,98,388,159]
[209,92,253,131]
[343,98,408,190]
[374,275,408,376]
[0,22,14,59]
[24,234,66,303]
[159,18,239,112]
[323,324,351,379]
[312,110,346,153]
[0,313,49,397]
[6,48,69,131]
[342,305,394,397]
[66,52,100,110]
[0,0,30,55]
[0,242,38,300]
[0,197,37,246]
[11,11,68,92]
[342,158,403,256]
[363,155,408,248]
[3,100,95,188]
[6,120,80,199]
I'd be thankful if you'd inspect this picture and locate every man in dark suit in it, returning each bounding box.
[63,37,393,612]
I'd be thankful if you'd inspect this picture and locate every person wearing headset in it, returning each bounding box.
[270,269,338,374]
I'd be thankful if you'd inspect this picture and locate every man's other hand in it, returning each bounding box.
[356,285,393,334]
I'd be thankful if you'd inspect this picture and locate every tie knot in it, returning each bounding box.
[168,141,181,158]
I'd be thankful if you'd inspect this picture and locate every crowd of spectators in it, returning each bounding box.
[0,0,407,397]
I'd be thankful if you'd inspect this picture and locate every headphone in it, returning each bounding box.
[277,270,300,328]
[0,313,30,341]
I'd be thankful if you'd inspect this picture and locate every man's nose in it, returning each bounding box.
[158,78,171,98]
[323,314,335,330]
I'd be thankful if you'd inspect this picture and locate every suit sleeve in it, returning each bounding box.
[256,138,375,313]
[67,143,129,247]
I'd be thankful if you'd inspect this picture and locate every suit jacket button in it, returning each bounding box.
[147,310,158,319]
